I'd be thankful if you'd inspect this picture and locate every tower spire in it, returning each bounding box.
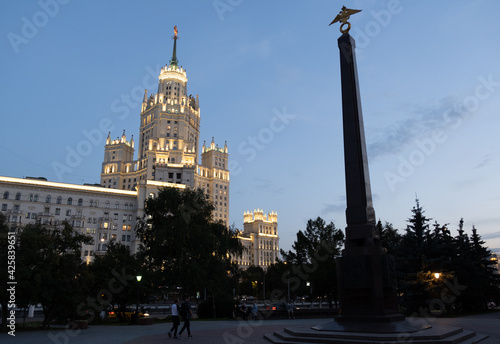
[170,26,179,67]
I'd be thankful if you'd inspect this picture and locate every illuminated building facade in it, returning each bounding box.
[0,27,229,260]
[100,27,229,224]
[234,209,280,270]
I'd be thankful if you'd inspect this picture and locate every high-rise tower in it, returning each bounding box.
[100,26,229,224]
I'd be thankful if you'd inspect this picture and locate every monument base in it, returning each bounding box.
[264,319,489,343]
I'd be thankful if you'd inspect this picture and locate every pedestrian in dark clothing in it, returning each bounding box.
[178,296,193,338]
[168,298,180,339]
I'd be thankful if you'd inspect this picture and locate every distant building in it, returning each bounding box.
[233,209,280,270]
[0,27,229,260]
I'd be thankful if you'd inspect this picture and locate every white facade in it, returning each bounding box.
[0,176,138,263]
[100,31,229,225]
[233,209,280,270]
[0,29,276,270]
[0,28,229,260]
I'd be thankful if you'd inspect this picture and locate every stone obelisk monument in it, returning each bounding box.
[263,7,488,342]
[332,6,400,322]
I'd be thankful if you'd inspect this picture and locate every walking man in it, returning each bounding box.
[168,298,180,339]
[178,295,193,338]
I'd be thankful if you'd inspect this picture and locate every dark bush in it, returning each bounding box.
[197,294,235,319]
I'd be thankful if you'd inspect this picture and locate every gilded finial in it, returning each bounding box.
[173,26,178,40]
[329,6,362,34]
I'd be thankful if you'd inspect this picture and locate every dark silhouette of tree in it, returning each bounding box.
[16,221,92,328]
[281,217,344,306]
[135,187,242,303]
[87,241,139,322]
[396,199,433,314]
[452,221,500,311]
[395,201,500,315]
[377,220,401,255]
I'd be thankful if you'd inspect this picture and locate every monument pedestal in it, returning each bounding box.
[264,322,488,343]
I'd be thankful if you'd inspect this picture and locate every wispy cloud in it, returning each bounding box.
[474,154,492,169]
[252,176,284,195]
[321,203,345,215]
[481,231,500,240]
[367,95,465,159]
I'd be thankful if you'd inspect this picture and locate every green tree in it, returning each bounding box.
[453,221,500,311]
[16,221,92,328]
[396,199,433,314]
[86,241,139,322]
[281,217,344,306]
[136,187,242,303]
[376,220,401,255]
[239,266,265,298]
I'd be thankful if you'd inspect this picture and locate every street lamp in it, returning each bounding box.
[136,275,142,314]
[434,273,440,279]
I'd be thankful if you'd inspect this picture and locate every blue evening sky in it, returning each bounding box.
[1,1,499,253]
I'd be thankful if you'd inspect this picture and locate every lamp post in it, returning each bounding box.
[136,275,142,313]
[263,274,266,303]
[284,262,290,301]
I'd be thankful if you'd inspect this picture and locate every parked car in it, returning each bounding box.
[107,307,147,320]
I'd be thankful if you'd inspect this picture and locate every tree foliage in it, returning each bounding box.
[16,221,92,328]
[395,200,500,315]
[135,187,242,298]
[281,217,344,305]
[87,241,139,322]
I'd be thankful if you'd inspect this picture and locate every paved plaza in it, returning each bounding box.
[3,313,500,344]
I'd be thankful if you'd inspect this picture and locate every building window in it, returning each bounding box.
[105,201,110,208]
[90,200,94,207]
[45,195,51,203]
[66,210,71,216]
[55,208,60,215]
[114,202,119,209]
[56,196,62,204]
[14,192,21,201]
[1,204,6,211]
[114,213,118,220]
[3,191,9,199]
[78,198,83,206]
[34,194,39,202]
[67,198,73,205]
